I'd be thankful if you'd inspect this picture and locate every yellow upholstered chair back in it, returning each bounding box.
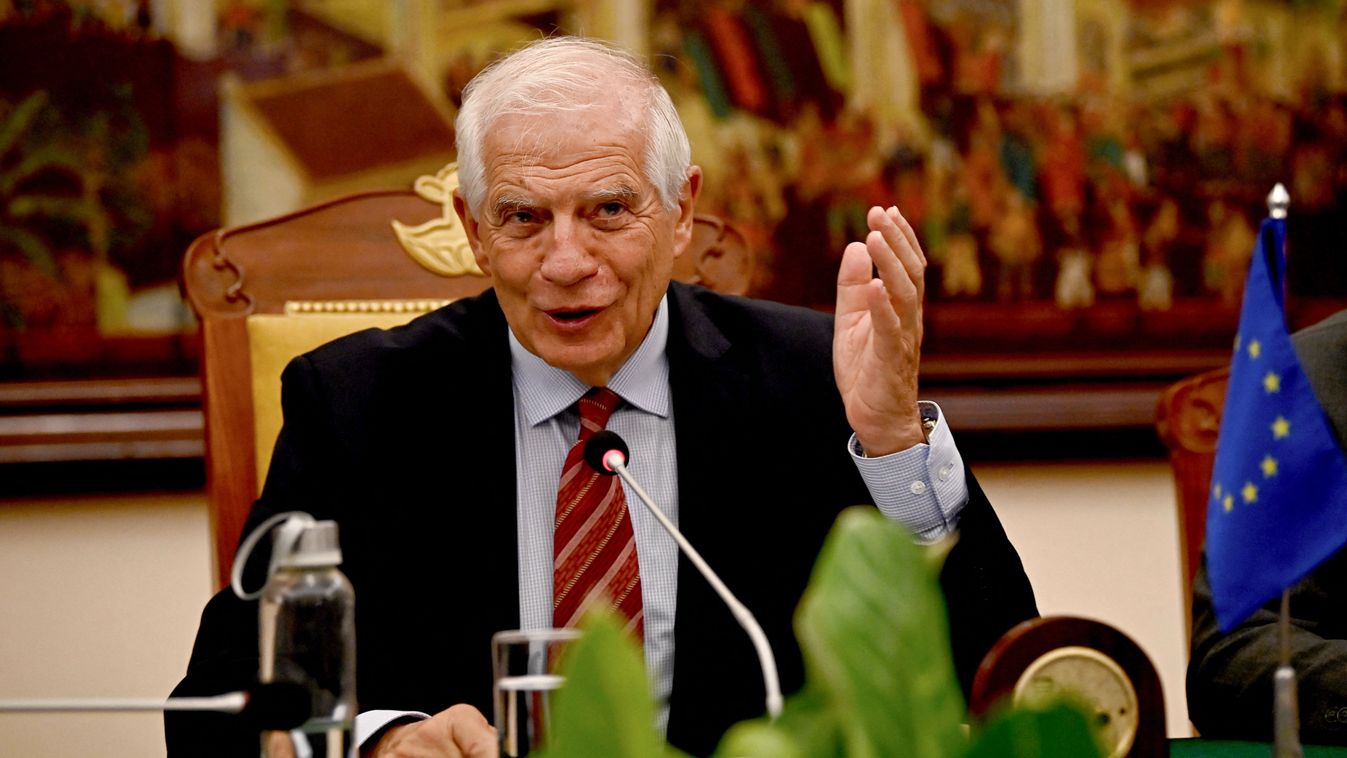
[245,308,444,491]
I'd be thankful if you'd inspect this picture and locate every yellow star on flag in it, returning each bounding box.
[1234,334,1242,353]
[1272,416,1291,439]
[1223,494,1234,512]
[1248,339,1262,359]
[1261,455,1278,478]
[1242,482,1258,504]
[1264,372,1281,393]
[1213,482,1223,499]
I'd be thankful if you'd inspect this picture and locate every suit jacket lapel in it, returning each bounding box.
[665,283,741,567]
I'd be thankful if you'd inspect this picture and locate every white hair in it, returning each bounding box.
[455,37,691,214]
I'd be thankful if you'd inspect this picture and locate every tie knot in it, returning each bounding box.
[577,387,621,439]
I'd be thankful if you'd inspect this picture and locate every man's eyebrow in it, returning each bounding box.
[586,185,640,204]
[490,194,535,217]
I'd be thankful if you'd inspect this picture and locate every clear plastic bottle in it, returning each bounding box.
[258,519,356,758]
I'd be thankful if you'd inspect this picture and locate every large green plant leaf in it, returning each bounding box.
[794,507,967,758]
[964,702,1105,758]
[540,610,680,758]
[716,684,843,758]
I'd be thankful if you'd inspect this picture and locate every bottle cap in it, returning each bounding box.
[281,520,343,568]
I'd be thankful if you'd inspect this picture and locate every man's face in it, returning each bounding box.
[455,92,699,386]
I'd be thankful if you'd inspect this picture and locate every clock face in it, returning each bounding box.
[1012,646,1140,758]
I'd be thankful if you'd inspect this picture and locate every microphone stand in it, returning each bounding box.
[0,682,311,730]
[0,693,248,714]
[604,450,784,720]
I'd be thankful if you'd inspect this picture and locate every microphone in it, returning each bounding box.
[584,429,629,473]
[0,681,311,730]
[583,430,783,720]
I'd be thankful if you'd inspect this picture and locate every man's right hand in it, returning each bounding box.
[364,704,496,758]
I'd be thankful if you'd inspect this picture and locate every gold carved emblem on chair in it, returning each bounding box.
[391,162,484,277]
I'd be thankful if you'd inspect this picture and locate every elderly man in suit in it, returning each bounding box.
[168,37,1036,758]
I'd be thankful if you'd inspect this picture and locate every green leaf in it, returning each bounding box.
[794,507,967,758]
[965,702,1105,758]
[0,92,49,157]
[540,609,666,758]
[8,194,98,223]
[0,226,57,277]
[0,146,85,196]
[716,684,843,758]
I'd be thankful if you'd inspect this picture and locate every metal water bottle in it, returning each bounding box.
[258,518,356,758]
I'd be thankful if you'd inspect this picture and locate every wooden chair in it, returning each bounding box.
[1154,366,1230,621]
[183,167,755,588]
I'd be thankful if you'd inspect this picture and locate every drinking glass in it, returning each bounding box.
[491,628,581,757]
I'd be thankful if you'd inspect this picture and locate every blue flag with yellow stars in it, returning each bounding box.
[1207,216,1347,632]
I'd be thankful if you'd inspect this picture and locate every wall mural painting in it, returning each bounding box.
[0,1,380,379]
[2,0,1345,381]
[655,0,1347,356]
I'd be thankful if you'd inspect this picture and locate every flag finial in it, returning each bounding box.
[1268,183,1290,220]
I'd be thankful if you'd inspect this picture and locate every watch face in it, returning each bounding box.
[1012,646,1140,758]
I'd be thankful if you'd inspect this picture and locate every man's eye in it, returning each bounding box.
[597,202,626,218]
[505,210,536,224]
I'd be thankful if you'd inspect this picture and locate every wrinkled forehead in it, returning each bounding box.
[481,73,648,130]
[480,99,650,183]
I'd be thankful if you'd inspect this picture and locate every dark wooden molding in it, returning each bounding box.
[0,377,205,464]
[0,352,1224,468]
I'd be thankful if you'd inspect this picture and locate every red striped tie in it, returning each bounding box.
[553,387,643,639]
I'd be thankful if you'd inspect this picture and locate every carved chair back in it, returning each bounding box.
[1154,366,1230,633]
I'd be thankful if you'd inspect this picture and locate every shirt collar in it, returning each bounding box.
[509,294,672,427]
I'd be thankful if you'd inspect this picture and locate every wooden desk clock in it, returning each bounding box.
[970,616,1168,758]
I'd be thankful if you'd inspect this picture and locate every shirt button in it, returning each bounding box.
[909,480,927,495]
[938,464,954,482]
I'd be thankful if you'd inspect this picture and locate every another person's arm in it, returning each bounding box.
[1189,552,1347,745]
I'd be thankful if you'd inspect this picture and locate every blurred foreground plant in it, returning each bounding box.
[540,507,1103,758]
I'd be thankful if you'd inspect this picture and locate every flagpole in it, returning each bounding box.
[1274,588,1302,758]
[1267,182,1302,758]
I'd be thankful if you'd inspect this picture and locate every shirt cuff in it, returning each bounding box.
[355,709,430,752]
[849,400,968,543]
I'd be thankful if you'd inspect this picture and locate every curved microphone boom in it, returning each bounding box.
[584,430,783,720]
[0,681,311,730]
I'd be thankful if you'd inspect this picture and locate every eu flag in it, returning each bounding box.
[1206,216,1347,632]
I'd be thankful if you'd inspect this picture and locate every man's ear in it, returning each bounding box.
[670,166,703,261]
[681,216,755,296]
[452,189,491,275]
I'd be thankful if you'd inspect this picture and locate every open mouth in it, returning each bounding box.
[548,308,601,322]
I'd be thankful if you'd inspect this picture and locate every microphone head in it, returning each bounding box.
[241,682,312,730]
[584,430,629,475]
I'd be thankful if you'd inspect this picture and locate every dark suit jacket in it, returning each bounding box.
[167,283,1037,756]
[1189,308,1347,743]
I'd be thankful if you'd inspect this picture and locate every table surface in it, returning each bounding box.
[1170,738,1347,756]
